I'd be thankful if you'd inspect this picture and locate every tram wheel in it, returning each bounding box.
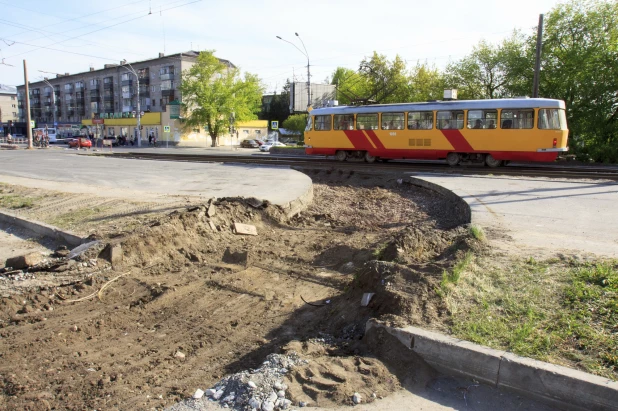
[335,150,347,162]
[364,152,377,163]
[446,152,460,166]
[485,154,503,168]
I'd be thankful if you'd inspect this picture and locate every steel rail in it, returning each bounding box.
[96,152,618,181]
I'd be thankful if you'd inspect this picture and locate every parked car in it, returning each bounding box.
[240,139,260,148]
[259,141,287,152]
[68,137,92,148]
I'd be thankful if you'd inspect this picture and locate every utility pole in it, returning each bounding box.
[276,33,311,111]
[532,14,544,98]
[23,60,33,149]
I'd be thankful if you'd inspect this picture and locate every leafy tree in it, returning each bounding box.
[358,52,409,103]
[330,67,370,105]
[260,80,290,127]
[179,51,263,147]
[445,34,530,99]
[539,0,618,162]
[408,62,446,102]
[282,114,307,141]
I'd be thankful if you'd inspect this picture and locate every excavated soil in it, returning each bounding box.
[0,170,475,410]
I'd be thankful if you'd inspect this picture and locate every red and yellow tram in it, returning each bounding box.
[304,98,568,167]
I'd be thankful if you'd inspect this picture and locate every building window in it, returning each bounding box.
[160,80,174,90]
[75,81,84,90]
[501,109,534,129]
[334,114,354,130]
[11,96,16,100]
[104,77,113,84]
[121,73,132,81]
[467,110,497,129]
[381,113,404,130]
[89,79,99,88]
[356,113,378,130]
[437,111,464,129]
[90,102,99,112]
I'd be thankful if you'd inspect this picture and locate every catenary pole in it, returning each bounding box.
[23,60,33,149]
[532,14,544,98]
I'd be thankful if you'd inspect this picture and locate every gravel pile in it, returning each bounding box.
[167,353,307,411]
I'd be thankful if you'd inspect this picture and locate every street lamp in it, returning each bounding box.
[121,62,141,147]
[39,77,57,130]
[276,33,311,109]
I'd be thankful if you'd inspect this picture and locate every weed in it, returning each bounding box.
[469,225,486,241]
[439,251,473,296]
[372,242,388,260]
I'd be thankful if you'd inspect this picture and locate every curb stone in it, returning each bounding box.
[0,210,86,248]
[366,319,618,411]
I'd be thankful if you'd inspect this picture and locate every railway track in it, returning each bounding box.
[100,152,618,181]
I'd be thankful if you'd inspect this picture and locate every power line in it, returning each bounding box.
[3,0,201,61]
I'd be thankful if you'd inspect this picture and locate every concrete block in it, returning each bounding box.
[207,203,216,218]
[5,252,43,269]
[498,352,618,411]
[233,222,257,236]
[366,320,504,385]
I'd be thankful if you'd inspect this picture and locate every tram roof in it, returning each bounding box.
[310,98,565,115]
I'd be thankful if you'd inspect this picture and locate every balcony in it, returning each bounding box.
[76,106,85,115]
[75,97,85,104]
[139,76,150,85]
[160,73,174,81]
[90,90,100,97]
[161,89,175,97]
[121,79,133,86]
[104,83,114,90]
[67,109,75,116]
[122,92,132,99]
[104,95,114,102]
[44,101,52,106]
[139,90,150,97]
[44,92,52,98]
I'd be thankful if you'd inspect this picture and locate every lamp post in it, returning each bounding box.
[121,62,141,147]
[276,33,311,110]
[40,77,57,131]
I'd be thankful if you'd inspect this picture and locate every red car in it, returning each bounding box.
[68,137,92,149]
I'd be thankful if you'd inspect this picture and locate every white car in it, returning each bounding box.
[259,141,287,152]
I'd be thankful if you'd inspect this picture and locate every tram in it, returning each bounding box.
[304,98,568,167]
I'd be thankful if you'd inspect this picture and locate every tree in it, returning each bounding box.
[281,114,307,141]
[445,34,530,99]
[330,67,370,105]
[408,62,446,102]
[358,52,409,103]
[539,0,618,161]
[259,80,290,126]
[179,51,263,147]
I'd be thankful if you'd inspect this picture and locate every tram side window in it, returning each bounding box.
[314,115,332,131]
[334,114,354,130]
[467,110,498,129]
[357,114,378,130]
[538,109,562,130]
[408,111,433,130]
[437,111,464,130]
[382,113,404,130]
[501,109,534,129]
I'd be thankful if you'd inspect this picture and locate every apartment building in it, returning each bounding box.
[16,51,234,134]
[0,84,18,123]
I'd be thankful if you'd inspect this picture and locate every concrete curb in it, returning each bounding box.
[406,177,472,225]
[366,320,618,411]
[0,210,86,248]
[280,183,313,218]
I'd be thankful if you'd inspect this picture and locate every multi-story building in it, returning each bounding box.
[16,51,234,138]
[0,84,18,123]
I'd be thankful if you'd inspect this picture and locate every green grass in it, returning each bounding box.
[469,225,486,241]
[447,257,618,379]
[0,193,35,209]
[438,251,474,296]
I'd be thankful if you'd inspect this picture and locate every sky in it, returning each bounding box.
[0,0,566,94]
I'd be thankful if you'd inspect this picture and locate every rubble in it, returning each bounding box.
[5,252,43,270]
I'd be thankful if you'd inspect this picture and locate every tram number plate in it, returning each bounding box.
[389,132,397,136]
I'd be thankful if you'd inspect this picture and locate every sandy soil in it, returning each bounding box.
[0,170,474,410]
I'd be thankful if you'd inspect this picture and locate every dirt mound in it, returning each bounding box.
[282,340,399,408]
